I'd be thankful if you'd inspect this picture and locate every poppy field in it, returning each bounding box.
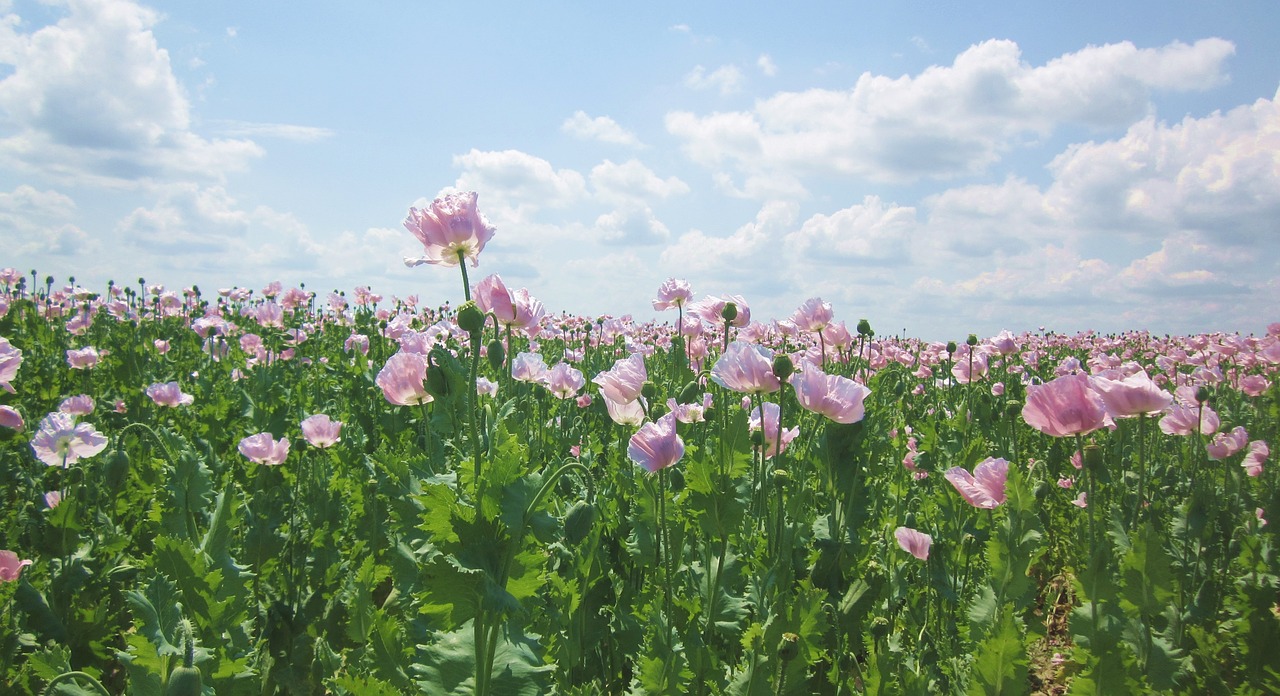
[1,192,1278,695]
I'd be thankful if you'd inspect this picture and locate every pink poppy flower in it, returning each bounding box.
[300,414,343,448]
[375,352,433,406]
[44,490,63,509]
[477,377,499,398]
[652,278,693,311]
[1021,373,1112,437]
[0,550,33,582]
[1206,426,1248,460]
[690,295,751,328]
[791,297,834,333]
[0,405,23,430]
[512,352,549,384]
[66,346,100,370]
[1090,370,1172,418]
[542,362,586,399]
[345,333,370,355]
[0,337,22,393]
[1159,403,1220,436]
[146,382,194,408]
[603,394,647,426]
[1238,374,1269,398]
[1242,440,1268,477]
[30,412,108,467]
[944,457,1009,509]
[403,191,496,268]
[239,432,290,466]
[748,402,799,459]
[1258,508,1268,527]
[894,527,931,561]
[950,346,990,384]
[58,394,95,416]
[711,341,781,395]
[628,412,685,473]
[593,353,647,405]
[789,364,871,424]
[1071,492,1088,508]
[667,393,713,424]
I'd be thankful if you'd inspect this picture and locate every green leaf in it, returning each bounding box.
[413,622,553,696]
[125,574,184,658]
[967,609,1027,696]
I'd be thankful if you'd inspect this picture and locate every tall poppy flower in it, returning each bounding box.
[1021,373,1112,437]
[593,353,647,405]
[239,432,290,466]
[628,412,685,473]
[895,527,931,561]
[376,352,433,406]
[711,341,780,394]
[944,457,1009,509]
[789,364,871,424]
[30,412,108,467]
[403,191,496,268]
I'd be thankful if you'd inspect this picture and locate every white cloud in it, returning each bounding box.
[684,64,743,95]
[452,148,588,218]
[215,121,336,142]
[0,0,262,184]
[666,38,1235,183]
[593,206,671,245]
[787,195,917,264]
[661,200,798,275]
[590,159,689,205]
[561,111,642,147]
[757,54,777,77]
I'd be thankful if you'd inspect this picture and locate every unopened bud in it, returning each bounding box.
[857,318,873,337]
[456,301,485,334]
[677,380,701,405]
[486,339,505,372]
[772,354,795,381]
[641,381,659,402]
[720,302,738,323]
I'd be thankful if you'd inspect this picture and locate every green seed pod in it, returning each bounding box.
[1004,399,1023,419]
[720,302,738,323]
[771,354,795,381]
[641,380,659,402]
[166,620,203,696]
[1195,386,1211,404]
[103,448,131,491]
[856,318,873,337]
[563,500,596,546]
[869,616,891,639]
[945,341,957,355]
[1082,444,1103,472]
[486,339,505,372]
[777,632,800,662]
[677,380,701,405]
[456,300,486,334]
[966,333,979,346]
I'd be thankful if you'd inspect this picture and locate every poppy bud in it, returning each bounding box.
[456,300,485,335]
[563,500,596,546]
[967,333,978,346]
[677,380,701,405]
[1083,444,1103,472]
[772,354,795,381]
[103,448,131,491]
[425,364,450,398]
[486,339,505,372]
[857,318,873,337]
[946,341,957,355]
[641,381,659,402]
[1195,386,1211,404]
[720,302,738,323]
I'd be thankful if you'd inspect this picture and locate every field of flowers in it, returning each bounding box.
[1,191,1278,695]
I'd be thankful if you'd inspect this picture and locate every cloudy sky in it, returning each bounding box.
[1,0,1278,340]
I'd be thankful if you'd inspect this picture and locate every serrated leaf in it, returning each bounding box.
[413,622,553,696]
[967,609,1027,696]
[126,575,184,657]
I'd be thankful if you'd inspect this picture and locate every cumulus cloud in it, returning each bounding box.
[453,148,588,219]
[0,0,262,184]
[684,64,743,95]
[590,159,689,205]
[561,111,643,147]
[666,38,1235,183]
[661,200,799,276]
[757,54,778,77]
[593,206,671,245]
[787,195,917,264]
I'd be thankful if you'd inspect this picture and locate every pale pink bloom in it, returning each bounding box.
[153,339,171,354]
[652,278,693,311]
[261,280,283,298]
[475,274,516,324]
[628,412,685,473]
[1022,374,1112,438]
[604,394,647,426]
[0,405,23,430]
[1242,440,1268,477]
[1234,374,1267,397]
[114,400,127,414]
[44,490,63,509]
[403,191,496,268]
[791,297,834,333]
[593,353,647,405]
[543,362,586,399]
[950,346,990,384]
[1257,508,1268,527]
[511,352,549,384]
[1070,450,1083,470]
[1091,370,1173,418]
[991,382,1005,397]
[667,393,713,424]
[300,414,343,448]
[0,337,18,391]
[345,333,370,355]
[789,364,871,424]
[748,402,799,459]
[894,527,931,561]
[30,412,108,467]
[1071,492,1088,508]
[65,346,100,369]
[58,394,94,416]
[944,457,1009,509]
[375,352,433,406]
[146,382,194,408]
[1058,477,1074,489]
[711,341,781,395]
[1159,403,1221,436]
[239,432,290,465]
[256,301,284,329]
[689,295,751,328]
[1206,426,1249,460]
[0,550,33,582]
[477,377,499,398]
[989,330,1018,356]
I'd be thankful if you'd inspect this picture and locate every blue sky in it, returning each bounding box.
[2,0,1278,340]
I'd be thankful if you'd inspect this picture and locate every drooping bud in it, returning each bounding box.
[563,500,596,546]
[677,380,701,405]
[486,339,505,372]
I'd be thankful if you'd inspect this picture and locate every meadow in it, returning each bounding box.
[0,192,1277,695]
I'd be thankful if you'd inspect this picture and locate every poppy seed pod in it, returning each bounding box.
[456,300,485,335]
[641,380,659,402]
[857,318,873,337]
[1083,444,1103,472]
[771,354,795,381]
[1195,386,1211,404]
[777,632,800,662]
[946,341,957,355]
[720,302,738,322]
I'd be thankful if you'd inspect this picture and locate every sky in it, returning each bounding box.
[1,0,1278,341]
